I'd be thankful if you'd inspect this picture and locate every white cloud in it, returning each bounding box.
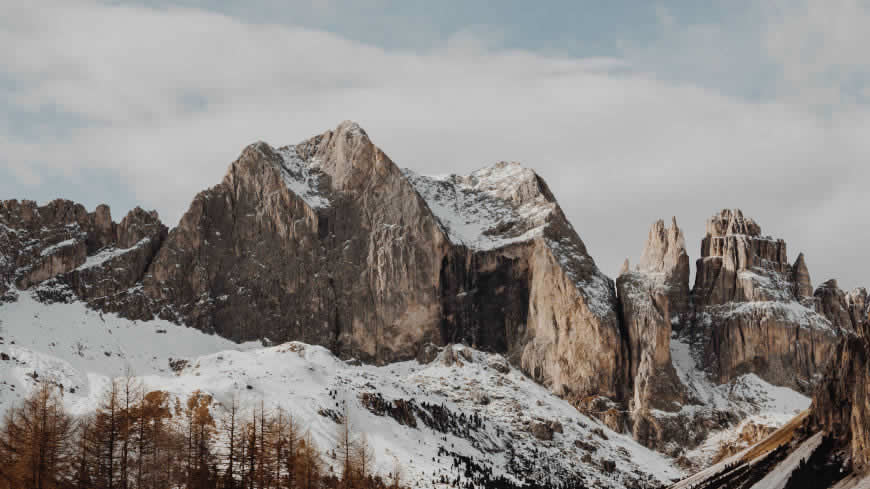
[765,0,870,107]
[0,0,868,289]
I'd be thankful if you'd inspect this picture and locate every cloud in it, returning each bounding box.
[764,0,870,107]
[0,0,868,289]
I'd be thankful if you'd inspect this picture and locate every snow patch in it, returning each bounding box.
[404,162,554,251]
[39,238,78,256]
[720,300,837,333]
[76,238,152,271]
[275,146,330,209]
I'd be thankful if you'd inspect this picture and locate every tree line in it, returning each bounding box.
[0,379,407,489]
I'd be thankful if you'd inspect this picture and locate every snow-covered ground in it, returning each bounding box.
[0,291,683,488]
[0,292,262,415]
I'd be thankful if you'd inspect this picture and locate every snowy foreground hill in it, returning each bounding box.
[0,289,819,489]
[0,291,678,488]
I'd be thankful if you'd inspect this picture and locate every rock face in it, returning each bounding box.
[617,218,690,446]
[0,199,166,306]
[689,209,842,391]
[792,252,813,300]
[809,284,870,474]
[693,209,789,305]
[811,322,870,473]
[813,279,869,336]
[0,122,624,405]
[142,125,451,364]
[406,161,628,402]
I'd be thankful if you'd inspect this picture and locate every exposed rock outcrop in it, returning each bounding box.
[690,209,842,391]
[849,288,869,337]
[617,218,691,447]
[693,209,790,305]
[792,252,813,300]
[814,279,856,332]
[103,122,626,403]
[0,199,166,306]
[806,280,870,478]
[811,331,870,473]
[142,125,450,363]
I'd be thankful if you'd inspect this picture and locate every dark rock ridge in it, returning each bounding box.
[811,292,870,474]
[0,199,166,307]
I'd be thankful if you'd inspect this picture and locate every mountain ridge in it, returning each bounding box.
[2,120,868,487]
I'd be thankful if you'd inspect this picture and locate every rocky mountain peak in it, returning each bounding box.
[813,279,869,333]
[637,217,689,282]
[615,217,692,449]
[847,287,869,337]
[404,161,561,252]
[292,120,388,193]
[705,208,762,237]
[619,258,630,276]
[684,209,843,393]
[111,122,627,407]
[792,252,813,299]
[0,199,166,308]
[694,209,791,305]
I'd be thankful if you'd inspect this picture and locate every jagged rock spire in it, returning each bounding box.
[619,258,630,276]
[792,252,813,299]
[638,217,690,284]
[705,208,761,237]
[695,209,789,305]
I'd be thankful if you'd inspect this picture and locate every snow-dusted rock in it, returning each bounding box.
[0,199,166,306]
[130,122,628,406]
[617,218,691,449]
[688,209,842,391]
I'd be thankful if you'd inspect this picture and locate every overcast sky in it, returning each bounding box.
[2,0,868,290]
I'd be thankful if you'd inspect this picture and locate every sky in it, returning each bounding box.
[1,0,869,290]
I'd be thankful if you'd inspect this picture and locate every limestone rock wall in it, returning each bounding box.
[688,209,843,390]
[133,121,629,403]
[617,218,691,448]
[143,125,450,362]
[811,331,870,472]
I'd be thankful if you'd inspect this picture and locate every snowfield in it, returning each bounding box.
[1,291,684,488]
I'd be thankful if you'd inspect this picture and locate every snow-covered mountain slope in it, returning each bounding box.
[668,337,810,467]
[0,291,683,489]
[403,163,556,251]
[0,291,262,414]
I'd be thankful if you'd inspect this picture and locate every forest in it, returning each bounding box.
[0,380,406,489]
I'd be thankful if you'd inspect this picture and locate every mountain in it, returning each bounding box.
[666,306,870,488]
[1,121,868,488]
[0,292,681,488]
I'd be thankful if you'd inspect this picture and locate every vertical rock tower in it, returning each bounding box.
[617,218,691,446]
